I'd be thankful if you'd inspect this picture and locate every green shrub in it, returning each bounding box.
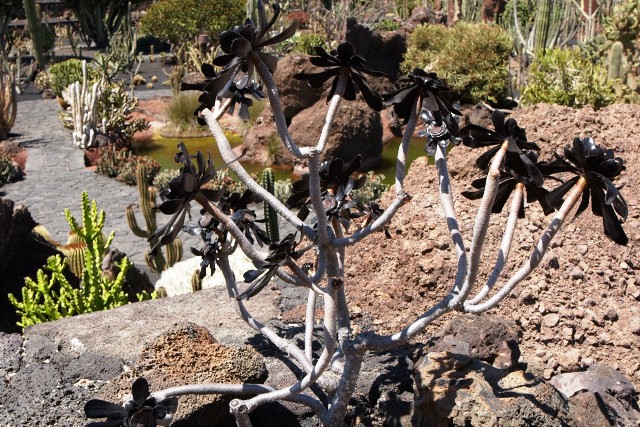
[402,22,512,104]
[98,81,150,144]
[139,0,245,46]
[291,32,327,55]
[521,47,621,110]
[8,193,134,329]
[48,58,97,97]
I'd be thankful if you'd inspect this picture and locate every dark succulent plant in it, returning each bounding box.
[539,137,628,245]
[462,149,555,218]
[84,377,178,427]
[149,143,224,256]
[222,189,270,247]
[206,0,297,97]
[238,233,301,300]
[224,80,266,122]
[293,41,386,111]
[181,64,266,125]
[186,190,269,280]
[286,156,367,220]
[383,68,461,127]
[460,109,540,170]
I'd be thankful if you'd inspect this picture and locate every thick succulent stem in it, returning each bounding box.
[261,168,279,243]
[467,182,523,305]
[465,177,587,313]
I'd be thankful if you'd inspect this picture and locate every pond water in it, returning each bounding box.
[131,134,430,185]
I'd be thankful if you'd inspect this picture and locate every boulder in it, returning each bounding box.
[428,315,521,370]
[412,351,569,426]
[272,53,324,121]
[345,18,404,88]
[288,96,383,170]
[551,364,640,426]
[0,285,281,425]
[98,323,267,426]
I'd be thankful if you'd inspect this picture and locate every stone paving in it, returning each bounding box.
[2,89,199,272]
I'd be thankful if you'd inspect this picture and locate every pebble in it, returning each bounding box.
[570,267,584,280]
[628,317,640,335]
[542,313,560,328]
[576,244,588,255]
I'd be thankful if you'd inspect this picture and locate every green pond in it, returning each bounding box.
[132,135,428,185]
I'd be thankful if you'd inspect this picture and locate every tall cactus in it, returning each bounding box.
[0,72,17,140]
[608,41,624,80]
[126,163,183,273]
[261,168,279,243]
[23,0,44,69]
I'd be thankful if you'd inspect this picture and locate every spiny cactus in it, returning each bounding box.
[126,164,183,273]
[261,168,279,243]
[608,40,624,80]
[191,270,202,292]
[155,286,168,298]
[0,72,17,140]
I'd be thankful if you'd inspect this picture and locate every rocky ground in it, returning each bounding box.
[340,102,640,388]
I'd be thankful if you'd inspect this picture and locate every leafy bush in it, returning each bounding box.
[139,0,245,46]
[521,47,621,110]
[402,22,512,104]
[48,58,97,97]
[291,32,327,55]
[8,193,133,329]
[96,81,149,144]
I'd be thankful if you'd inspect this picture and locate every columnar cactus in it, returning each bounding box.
[62,60,100,148]
[23,0,45,69]
[126,164,183,273]
[608,40,624,80]
[261,168,279,243]
[0,73,17,140]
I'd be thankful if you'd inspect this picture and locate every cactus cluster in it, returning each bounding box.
[126,164,183,273]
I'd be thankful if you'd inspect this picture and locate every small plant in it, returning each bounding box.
[95,145,134,178]
[0,152,21,185]
[33,70,52,91]
[49,58,97,97]
[152,168,181,191]
[126,163,183,273]
[290,32,326,55]
[352,171,388,202]
[9,193,134,329]
[521,47,621,109]
[164,91,201,133]
[402,21,512,104]
[96,81,150,146]
[119,156,161,186]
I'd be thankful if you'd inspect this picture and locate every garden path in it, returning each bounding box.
[2,89,199,272]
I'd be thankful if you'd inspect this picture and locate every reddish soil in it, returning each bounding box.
[343,103,640,386]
